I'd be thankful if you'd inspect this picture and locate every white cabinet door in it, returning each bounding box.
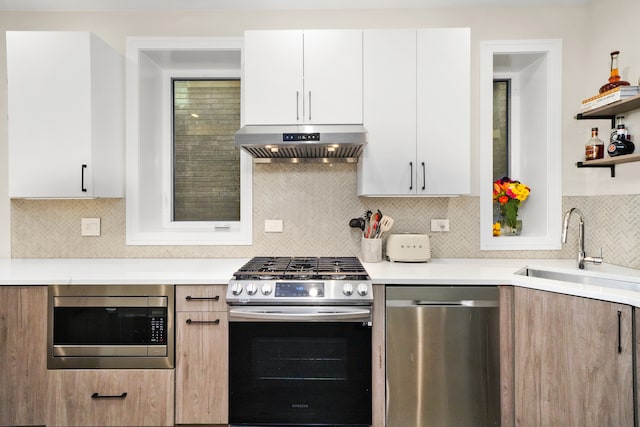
[416,28,470,195]
[243,30,303,125]
[303,30,363,124]
[359,29,417,195]
[358,28,470,196]
[243,30,362,125]
[6,31,124,198]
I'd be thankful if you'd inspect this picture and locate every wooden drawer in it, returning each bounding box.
[47,369,174,427]
[176,285,227,312]
[176,311,228,424]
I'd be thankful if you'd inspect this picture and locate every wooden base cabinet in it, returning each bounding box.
[47,369,174,426]
[175,285,228,425]
[0,286,47,427]
[513,287,634,427]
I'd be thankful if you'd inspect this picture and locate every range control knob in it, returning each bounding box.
[342,283,354,296]
[261,283,273,296]
[230,283,243,296]
[357,283,369,296]
[246,283,258,296]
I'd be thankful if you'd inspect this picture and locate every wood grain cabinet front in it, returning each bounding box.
[513,287,634,427]
[175,285,229,425]
[46,369,174,427]
[0,286,47,427]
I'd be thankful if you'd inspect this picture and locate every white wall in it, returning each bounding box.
[2,1,639,258]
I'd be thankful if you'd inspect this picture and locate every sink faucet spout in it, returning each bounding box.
[562,208,603,269]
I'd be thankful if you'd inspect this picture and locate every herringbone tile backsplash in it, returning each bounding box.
[10,164,640,269]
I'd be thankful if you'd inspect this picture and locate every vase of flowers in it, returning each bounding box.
[493,177,531,236]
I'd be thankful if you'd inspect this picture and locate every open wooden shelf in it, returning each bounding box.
[574,93,640,176]
[576,153,640,177]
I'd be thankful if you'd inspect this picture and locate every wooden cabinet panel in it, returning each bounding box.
[47,369,174,427]
[176,285,228,425]
[371,285,385,427]
[514,287,634,427]
[175,311,228,424]
[176,284,227,312]
[0,286,47,427]
[499,286,515,427]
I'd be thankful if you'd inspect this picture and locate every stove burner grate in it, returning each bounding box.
[233,256,369,281]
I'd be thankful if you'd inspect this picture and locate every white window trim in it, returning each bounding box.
[479,39,563,251]
[126,36,252,245]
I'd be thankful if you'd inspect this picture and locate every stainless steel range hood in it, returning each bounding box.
[234,124,367,163]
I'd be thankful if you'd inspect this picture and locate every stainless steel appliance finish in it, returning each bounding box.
[234,124,367,163]
[48,284,174,369]
[227,256,373,427]
[386,286,500,427]
[227,256,373,306]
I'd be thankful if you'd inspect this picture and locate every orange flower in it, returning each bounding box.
[498,195,509,205]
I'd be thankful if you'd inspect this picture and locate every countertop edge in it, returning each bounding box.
[2,257,640,307]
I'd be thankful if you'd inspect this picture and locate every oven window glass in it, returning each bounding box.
[53,307,166,345]
[229,321,372,426]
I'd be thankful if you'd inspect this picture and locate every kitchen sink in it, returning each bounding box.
[518,268,640,293]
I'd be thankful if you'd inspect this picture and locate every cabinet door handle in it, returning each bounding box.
[296,91,300,121]
[81,164,87,192]
[617,310,622,354]
[91,392,127,399]
[421,162,426,191]
[308,91,312,121]
[185,295,220,301]
[409,162,413,190]
[186,318,221,325]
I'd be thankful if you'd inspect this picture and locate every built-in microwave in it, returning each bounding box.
[47,284,174,369]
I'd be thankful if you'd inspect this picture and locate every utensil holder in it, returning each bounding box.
[361,237,382,263]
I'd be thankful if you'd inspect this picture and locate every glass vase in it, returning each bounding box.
[500,218,522,236]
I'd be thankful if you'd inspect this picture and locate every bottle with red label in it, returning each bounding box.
[585,127,605,160]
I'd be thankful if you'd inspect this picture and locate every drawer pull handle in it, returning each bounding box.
[186,318,220,325]
[185,295,220,301]
[91,392,127,399]
[81,164,88,192]
[618,310,623,354]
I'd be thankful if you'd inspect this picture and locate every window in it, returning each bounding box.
[173,79,241,222]
[126,37,252,245]
[493,79,510,181]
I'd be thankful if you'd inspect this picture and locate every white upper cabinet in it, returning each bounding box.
[243,30,363,125]
[358,28,470,196]
[6,31,124,198]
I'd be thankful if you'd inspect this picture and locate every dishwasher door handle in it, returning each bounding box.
[387,299,499,308]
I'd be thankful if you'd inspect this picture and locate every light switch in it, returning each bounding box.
[81,217,101,237]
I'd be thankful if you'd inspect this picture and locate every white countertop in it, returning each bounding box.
[2,257,640,307]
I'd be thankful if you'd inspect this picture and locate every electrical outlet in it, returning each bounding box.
[264,219,283,233]
[81,218,101,237]
[431,219,450,232]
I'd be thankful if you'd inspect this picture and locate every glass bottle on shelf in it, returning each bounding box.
[599,51,630,94]
[585,127,605,160]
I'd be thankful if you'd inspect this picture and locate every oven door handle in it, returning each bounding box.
[228,306,372,322]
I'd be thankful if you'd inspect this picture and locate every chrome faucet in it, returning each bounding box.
[561,208,603,269]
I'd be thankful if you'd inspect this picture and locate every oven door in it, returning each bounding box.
[228,306,372,426]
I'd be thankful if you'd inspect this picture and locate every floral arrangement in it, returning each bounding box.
[493,177,531,236]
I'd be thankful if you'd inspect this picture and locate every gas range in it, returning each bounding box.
[226,256,373,305]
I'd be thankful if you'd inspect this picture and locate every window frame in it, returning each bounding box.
[126,37,252,245]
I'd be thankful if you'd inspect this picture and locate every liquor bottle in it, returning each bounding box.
[599,51,630,94]
[608,120,635,156]
[585,127,605,160]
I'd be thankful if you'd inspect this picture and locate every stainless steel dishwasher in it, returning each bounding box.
[386,286,500,427]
